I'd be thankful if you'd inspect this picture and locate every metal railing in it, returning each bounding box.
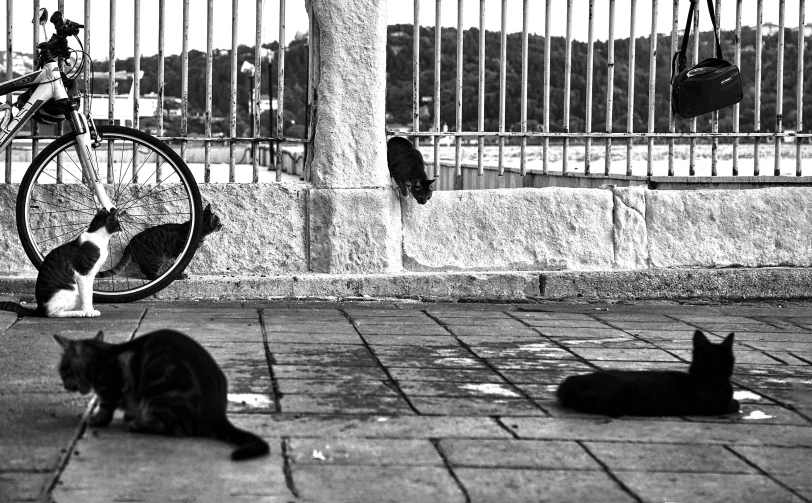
[393,0,810,181]
[1,0,310,184]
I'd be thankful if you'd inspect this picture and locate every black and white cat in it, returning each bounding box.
[97,204,221,280]
[387,137,435,204]
[0,208,121,318]
[54,329,269,461]
[556,330,739,417]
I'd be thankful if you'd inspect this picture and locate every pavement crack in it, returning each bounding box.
[724,446,812,503]
[258,309,283,413]
[281,438,301,499]
[338,308,421,415]
[578,441,644,503]
[430,438,471,503]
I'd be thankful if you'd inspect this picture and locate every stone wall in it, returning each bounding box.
[2,183,812,279]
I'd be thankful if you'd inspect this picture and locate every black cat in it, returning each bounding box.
[98,204,221,280]
[387,136,434,204]
[556,330,739,417]
[54,329,269,461]
[0,208,121,318]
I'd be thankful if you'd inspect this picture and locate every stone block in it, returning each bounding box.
[309,188,402,273]
[0,184,36,276]
[189,183,308,275]
[647,188,812,268]
[401,188,614,272]
[613,185,649,269]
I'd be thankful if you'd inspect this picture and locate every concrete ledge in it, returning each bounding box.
[540,267,812,300]
[2,268,812,302]
[0,272,540,302]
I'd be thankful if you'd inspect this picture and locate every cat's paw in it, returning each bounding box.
[84,309,101,317]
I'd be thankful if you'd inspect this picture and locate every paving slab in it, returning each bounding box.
[614,472,801,503]
[454,468,637,503]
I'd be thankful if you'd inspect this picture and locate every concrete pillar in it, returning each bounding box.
[306,0,402,273]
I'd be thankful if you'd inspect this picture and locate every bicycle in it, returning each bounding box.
[1,10,202,303]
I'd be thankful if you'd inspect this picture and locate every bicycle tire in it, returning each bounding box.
[16,125,203,303]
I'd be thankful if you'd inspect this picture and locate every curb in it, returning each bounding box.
[2,268,812,302]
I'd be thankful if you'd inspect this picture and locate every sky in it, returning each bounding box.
[0,0,808,58]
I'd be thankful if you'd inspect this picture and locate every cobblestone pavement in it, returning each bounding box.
[1,300,810,502]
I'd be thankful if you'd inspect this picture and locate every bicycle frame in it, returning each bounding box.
[0,60,113,210]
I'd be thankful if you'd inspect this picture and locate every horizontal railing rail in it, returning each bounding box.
[392,0,808,182]
[1,0,310,184]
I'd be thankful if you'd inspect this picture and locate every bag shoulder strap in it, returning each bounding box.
[675,0,724,75]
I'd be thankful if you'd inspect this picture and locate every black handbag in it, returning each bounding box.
[671,0,743,119]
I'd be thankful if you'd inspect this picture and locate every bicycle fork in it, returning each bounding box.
[67,109,115,212]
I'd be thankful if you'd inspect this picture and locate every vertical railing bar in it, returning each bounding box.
[133,0,141,133]
[585,0,595,175]
[253,0,264,183]
[413,0,420,149]
[477,0,485,176]
[563,0,573,175]
[646,0,657,177]
[733,0,742,176]
[4,0,11,183]
[157,0,165,137]
[797,0,805,176]
[774,0,785,176]
[107,0,116,184]
[754,0,763,176]
[32,0,40,164]
[132,0,141,136]
[497,0,507,176]
[689,0,698,176]
[456,0,464,178]
[56,0,64,165]
[276,0,286,182]
[710,0,721,176]
[181,0,189,163]
[84,0,91,117]
[204,0,213,183]
[229,0,238,182]
[626,0,636,177]
[156,0,165,180]
[132,0,141,184]
[605,0,616,176]
[304,7,315,183]
[434,0,442,178]
[542,0,551,175]
[519,0,527,176]
[519,0,528,177]
[668,0,678,177]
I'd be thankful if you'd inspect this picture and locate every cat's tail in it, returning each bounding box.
[96,248,133,278]
[213,421,270,461]
[0,301,43,317]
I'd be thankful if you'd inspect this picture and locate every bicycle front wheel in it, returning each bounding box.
[16,125,203,303]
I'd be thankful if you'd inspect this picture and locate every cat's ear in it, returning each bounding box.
[427,179,436,186]
[722,333,735,348]
[53,334,71,349]
[94,330,105,342]
[204,203,211,212]
[692,330,711,347]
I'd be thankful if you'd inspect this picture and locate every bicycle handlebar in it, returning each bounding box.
[37,11,83,64]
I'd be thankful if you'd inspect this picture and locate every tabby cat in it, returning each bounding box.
[0,208,120,318]
[556,330,739,417]
[54,329,269,461]
[98,204,221,280]
[387,137,435,204]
